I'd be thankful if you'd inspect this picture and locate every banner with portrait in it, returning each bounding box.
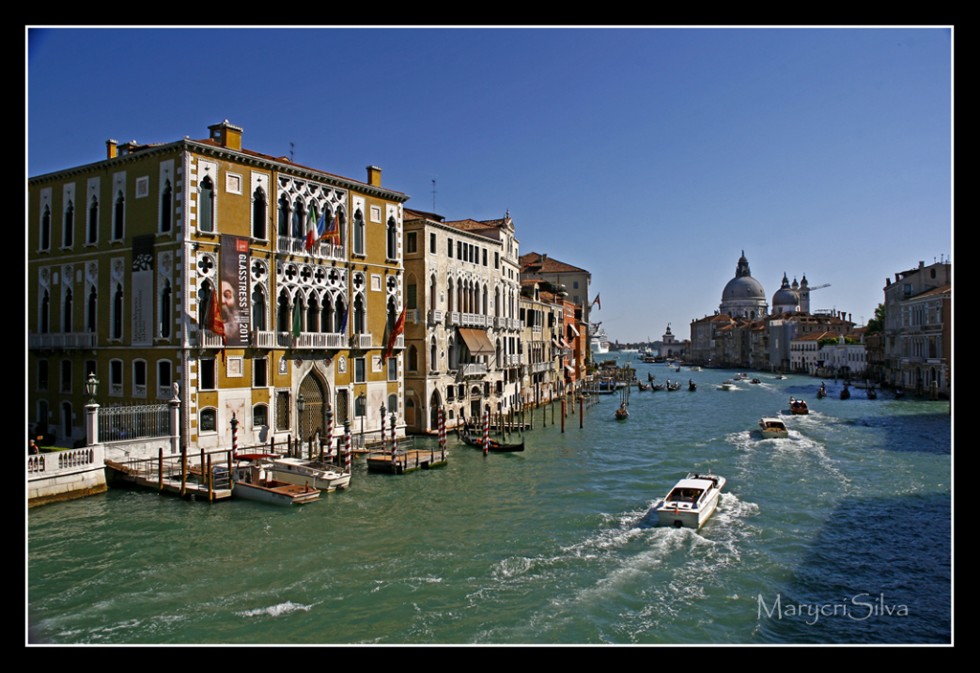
[220,235,251,347]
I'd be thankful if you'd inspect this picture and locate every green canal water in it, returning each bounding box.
[27,363,952,645]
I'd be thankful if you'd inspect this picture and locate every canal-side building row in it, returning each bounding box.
[29,120,409,452]
[689,251,856,371]
[880,260,951,396]
[401,208,523,433]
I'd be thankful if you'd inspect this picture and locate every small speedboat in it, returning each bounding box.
[652,473,727,529]
[789,397,809,415]
[718,382,734,391]
[759,417,789,438]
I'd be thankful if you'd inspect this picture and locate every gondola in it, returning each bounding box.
[459,429,525,452]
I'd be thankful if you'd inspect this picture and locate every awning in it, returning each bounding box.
[458,328,495,355]
[564,365,575,373]
[567,323,580,337]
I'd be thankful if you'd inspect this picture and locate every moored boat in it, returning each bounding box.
[232,455,321,505]
[460,430,525,452]
[759,417,789,438]
[269,456,351,492]
[651,473,726,529]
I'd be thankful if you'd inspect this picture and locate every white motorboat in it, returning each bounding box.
[758,417,789,438]
[652,473,726,529]
[269,457,352,492]
[232,454,321,506]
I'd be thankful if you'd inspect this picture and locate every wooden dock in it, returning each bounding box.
[105,458,233,501]
[366,449,448,475]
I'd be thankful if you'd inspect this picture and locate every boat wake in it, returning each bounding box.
[727,428,850,490]
[238,601,312,618]
[479,493,762,643]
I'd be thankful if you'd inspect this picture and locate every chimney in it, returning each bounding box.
[918,260,924,269]
[106,139,118,159]
[208,120,243,151]
[366,165,382,187]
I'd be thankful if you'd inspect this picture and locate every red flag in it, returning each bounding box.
[304,208,317,251]
[591,294,602,310]
[383,307,406,362]
[207,286,226,345]
[323,211,340,244]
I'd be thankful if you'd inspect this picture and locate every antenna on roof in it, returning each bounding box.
[290,142,295,163]
[432,179,437,212]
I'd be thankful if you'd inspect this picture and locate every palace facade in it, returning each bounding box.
[28,120,409,451]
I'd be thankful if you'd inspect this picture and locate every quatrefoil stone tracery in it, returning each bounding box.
[197,256,215,276]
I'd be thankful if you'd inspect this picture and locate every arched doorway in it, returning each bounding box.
[298,373,328,446]
[469,385,483,420]
[405,397,417,431]
[429,390,442,433]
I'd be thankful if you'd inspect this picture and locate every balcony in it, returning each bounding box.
[445,312,493,328]
[532,361,552,374]
[460,363,488,378]
[494,317,522,331]
[407,309,421,325]
[28,332,98,350]
[296,332,349,349]
[357,334,373,349]
[428,310,444,326]
[462,313,487,328]
[195,331,226,349]
[253,330,286,348]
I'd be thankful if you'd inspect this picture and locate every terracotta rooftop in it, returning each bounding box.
[520,252,589,275]
[910,284,951,300]
[404,207,445,223]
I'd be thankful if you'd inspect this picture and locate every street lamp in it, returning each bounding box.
[85,372,99,405]
[296,392,306,455]
[357,392,366,448]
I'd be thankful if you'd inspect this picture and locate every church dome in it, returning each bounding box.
[772,273,799,311]
[719,251,768,319]
[722,275,766,301]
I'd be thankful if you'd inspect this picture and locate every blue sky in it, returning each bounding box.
[27,27,952,343]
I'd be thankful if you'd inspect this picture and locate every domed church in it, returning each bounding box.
[771,273,811,315]
[720,251,768,319]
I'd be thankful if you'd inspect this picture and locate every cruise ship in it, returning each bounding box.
[590,323,610,356]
